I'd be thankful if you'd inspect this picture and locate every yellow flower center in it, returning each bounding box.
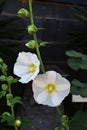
[29,63,37,73]
[45,83,56,94]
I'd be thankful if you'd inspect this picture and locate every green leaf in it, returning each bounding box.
[66,50,87,70]
[2,84,8,91]
[1,112,15,126]
[66,50,84,58]
[21,117,34,128]
[70,111,87,130]
[67,57,87,71]
[0,90,6,98]
[54,127,59,130]
[71,79,87,97]
[12,96,22,105]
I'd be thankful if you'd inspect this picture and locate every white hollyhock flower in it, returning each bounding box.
[13,52,40,83]
[32,71,70,107]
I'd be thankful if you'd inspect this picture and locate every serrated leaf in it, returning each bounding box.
[1,112,15,126]
[71,79,87,97]
[70,111,87,130]
[12,96,22,105]
[0,90,6,98]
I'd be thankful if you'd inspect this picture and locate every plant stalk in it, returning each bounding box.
[28,0,45,73]
[56,106,70,130]
[8,83,18,130]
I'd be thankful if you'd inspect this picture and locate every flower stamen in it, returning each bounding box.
[29,63,37,73]
[46,83,56,94]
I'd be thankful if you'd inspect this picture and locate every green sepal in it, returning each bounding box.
[28,24,38,35]
[39,42,48,47]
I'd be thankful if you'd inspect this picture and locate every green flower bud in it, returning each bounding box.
[15,119,21,127]
[25,40,36,49]
[18,8,29,18]
[28,24,38,35]
[2,84,8,91]
[61,115,69,123]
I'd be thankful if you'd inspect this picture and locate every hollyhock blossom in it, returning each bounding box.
[32,71,70,107]
[13,52,40,83]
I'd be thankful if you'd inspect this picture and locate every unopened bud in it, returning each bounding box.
[26,40,36,49]
[15,119,21,127]
[28,24,38,35]
[18,8,29,18]
[61,115,69,123]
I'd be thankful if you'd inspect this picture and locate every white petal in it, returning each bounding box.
[52,89,70,106]
[33,74,48,88]
[43,96,54,107]
[32,54,40,66]
[17,52,32,65]
[46,71,56,83]
[19,73,32,83]
[32,84,45,98]
[56,77,70,91]
[14,64,28,77]
[51,92,61,106]
[31,67,40,80]
[34,90,48,104]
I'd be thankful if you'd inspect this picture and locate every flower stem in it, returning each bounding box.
[28,0,45,73]
[8,83,18,130]
[56,106,70,130]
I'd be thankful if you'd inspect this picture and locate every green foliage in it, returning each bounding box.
[0,90,6,98]
[11,96,22,106]
[71,79,87,98]
[6,94,22,107]
[54,127,59,130]
[21,117,34,129]
[67,6,87,52]
[70,111,87,130]
[0,122,13,130]
[66,50,84,58]
[73,6,87,23]
[0,112,15,126]
[0,57,23,129]
[66,50,87,70]
[54,127,65,130]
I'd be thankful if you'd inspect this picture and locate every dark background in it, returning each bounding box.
[0,0,87,127]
